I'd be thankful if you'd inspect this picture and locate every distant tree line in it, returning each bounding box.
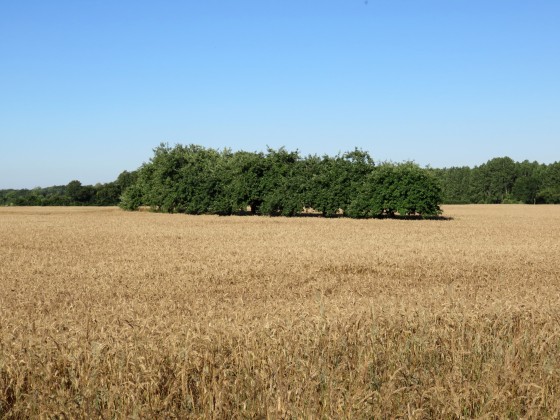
[2,146,558,212]
[0,171,138,207]
[118,144,442,217]
[430,157,560,204]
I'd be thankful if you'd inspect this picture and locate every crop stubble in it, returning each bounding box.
[1,205,560,418]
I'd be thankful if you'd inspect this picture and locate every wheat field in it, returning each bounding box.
[1,205,560,418]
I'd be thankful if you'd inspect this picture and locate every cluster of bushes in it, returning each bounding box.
[431,157,560,204]
[0,171,137,207]
[5,144,555,212]
[119,144,443,217]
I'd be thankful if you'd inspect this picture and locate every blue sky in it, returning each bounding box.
[1,0,559,188]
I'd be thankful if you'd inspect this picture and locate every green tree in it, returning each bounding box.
[538,162,560,204]
[115,170,138,192]
[470,157,517,203]
[259,147,304,216]
[225,150,268,214]
[510,160,543,204]
[66,180,95,205]
[119,184,144,210]
[121,143,230,214]
[306,149,374,217]
[512,176,541,204]
[94,182,121,206]
[432,166,472,204]
[348,163,442,218]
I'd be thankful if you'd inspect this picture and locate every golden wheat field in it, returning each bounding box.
[1,205,560,418]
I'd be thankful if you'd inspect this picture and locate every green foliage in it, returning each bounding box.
[306,157,352,216]
[226,150,268,214]
[3,147,558,212]
[66,180,96,204]
[259,148,305,216]
[119,184,144,211]
[0,170,138,207]
[512,176,541,204]
[116,145,380,217]
[305,149,375,217]
[348,163,442,218]
[115,144,443,218]
[433,158,559,205]
[430,166,472,204]
[538,162,560,204]
[115,170,138,192]
[94,182,120,206]
[124,143,234,214]
[538,187,560,204]
[468,157,517,203]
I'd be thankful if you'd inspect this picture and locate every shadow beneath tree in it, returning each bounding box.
[225,210,453,221]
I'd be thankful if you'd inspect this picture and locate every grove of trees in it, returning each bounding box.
[2,145,558,213]
[118,143,442,217]
[431,157,560,204]
[0,171,137,207]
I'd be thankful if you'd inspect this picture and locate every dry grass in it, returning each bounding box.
[1,205,560,418]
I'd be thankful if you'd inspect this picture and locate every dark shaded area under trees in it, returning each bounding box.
[2,145,558,214]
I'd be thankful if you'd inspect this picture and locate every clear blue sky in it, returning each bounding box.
[1,0,559,189]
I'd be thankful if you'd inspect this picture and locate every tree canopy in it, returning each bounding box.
[0,170,137,207]
[115,143,442,218]
[431,159,560,204]
[2,146,558,212]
